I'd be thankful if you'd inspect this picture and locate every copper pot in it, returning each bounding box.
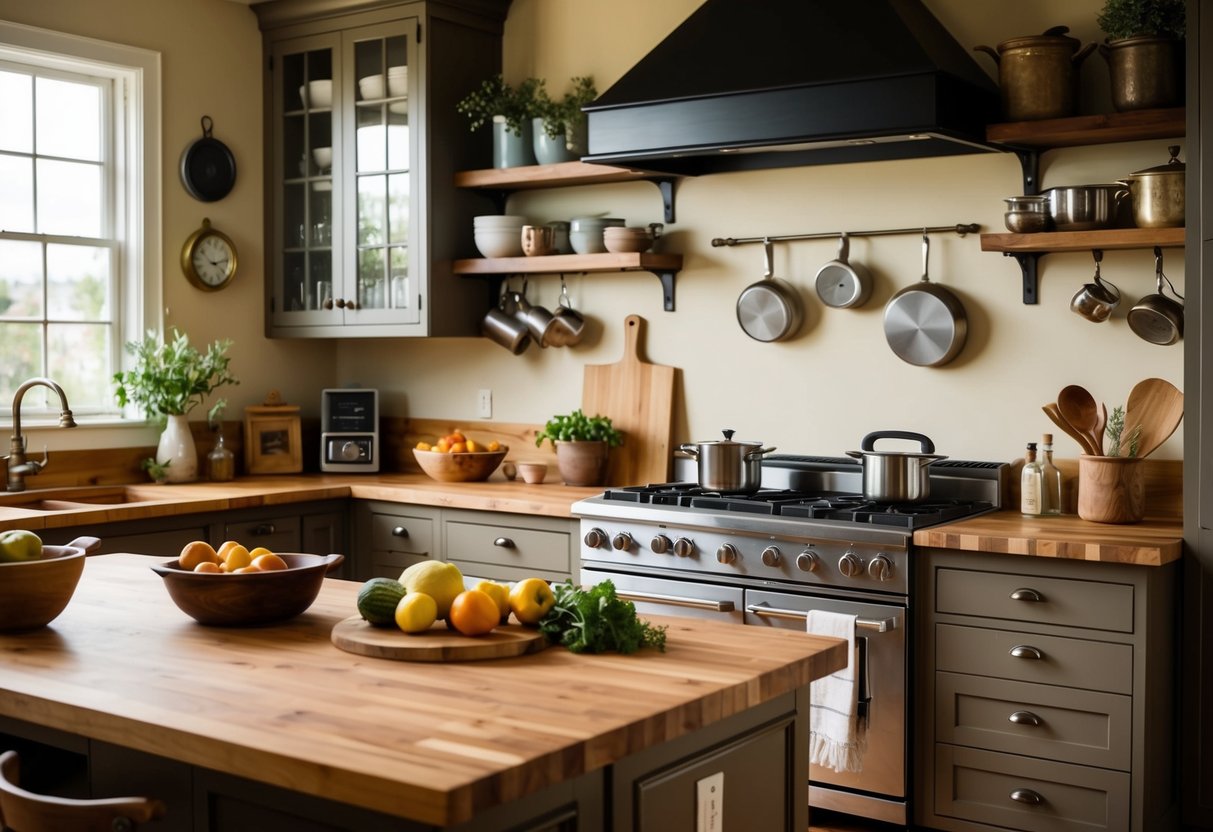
[975,27,1096,121]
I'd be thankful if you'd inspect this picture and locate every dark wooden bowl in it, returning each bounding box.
[150,553,344,626]
[413,448,507,482]
[0,536,101,631]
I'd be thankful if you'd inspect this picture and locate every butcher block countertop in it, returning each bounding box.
[913,510,1183,566]
[0,553,847,827]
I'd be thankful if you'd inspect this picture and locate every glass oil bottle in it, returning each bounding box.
[1040,433,1062,516]
[1021,441,1043,517]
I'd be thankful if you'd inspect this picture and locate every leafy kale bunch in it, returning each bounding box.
[455,74,543,136]
[534,409,623,449]
[539,580,667,654]
[113,328,238,423]
[1097,0,1185,40]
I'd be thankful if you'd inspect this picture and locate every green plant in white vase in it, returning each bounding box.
[113,329,238,483]
[456,74,543,168]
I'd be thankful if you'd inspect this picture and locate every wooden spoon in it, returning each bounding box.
[1094,402,1107,456]
[1123,378,1183,458]
[1042,402,1099,456]
[1056,385,1103,456]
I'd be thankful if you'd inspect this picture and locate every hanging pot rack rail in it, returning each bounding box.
[710,223,981,247]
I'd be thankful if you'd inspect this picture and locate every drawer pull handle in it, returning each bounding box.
[251,523,275,536]
[392,526,410,539]
[616,590,735,612]
[1009,710,1042,726]
[1009,644,1043,660]
[1009,788,1043,805]
[1009,587,1043,602]
[493,537,516,549]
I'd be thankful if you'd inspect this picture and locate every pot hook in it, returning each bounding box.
[920,231,930,283]
[1155,247,1184,304]
[837,232,851,263]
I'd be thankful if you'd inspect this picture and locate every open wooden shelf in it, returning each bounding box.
[986,107,1185,149]
[980,226,1185,253]
[454,160,656,189]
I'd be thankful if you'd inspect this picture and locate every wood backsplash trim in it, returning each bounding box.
[1008,456,1182,519]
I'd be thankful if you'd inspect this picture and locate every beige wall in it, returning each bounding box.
[4,0,1185,464]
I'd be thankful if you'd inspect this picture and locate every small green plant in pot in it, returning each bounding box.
[534,76,597,164]
[113,329,239,484]
[535,409,623,486]
[456,74,543,168]
[1097,0,1185,111]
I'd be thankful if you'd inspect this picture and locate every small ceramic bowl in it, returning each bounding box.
[358,74,386,101]
[302,79,332,108]
[516,462,548,484]
[312,146,333,171]
[386,66,408,97]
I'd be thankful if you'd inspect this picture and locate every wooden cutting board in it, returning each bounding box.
[331,616,546,662]
[582,314,677,486]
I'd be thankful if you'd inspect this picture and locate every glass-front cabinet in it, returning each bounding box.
[259,1,507,338]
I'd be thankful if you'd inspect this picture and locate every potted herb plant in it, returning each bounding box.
[113,329,239,484]
[534,409,623,486]
[1097,0,1185,111]
[456,74,543,168]
[533,76,597,165]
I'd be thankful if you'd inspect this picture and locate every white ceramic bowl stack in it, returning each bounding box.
[473,215,527,258]
[568,217,625,254]
[387,66,408,97]
[603,226,656,253]
[358,74,386,101]
[311,146,333,172]
[300,79,332,109]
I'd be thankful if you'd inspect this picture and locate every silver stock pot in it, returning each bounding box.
[846,431,947,502]
[678,430,776,493]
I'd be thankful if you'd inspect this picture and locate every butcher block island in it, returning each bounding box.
[0,554,846,831]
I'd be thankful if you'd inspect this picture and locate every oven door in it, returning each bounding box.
[745,589,905,806]
[579,568,744,624]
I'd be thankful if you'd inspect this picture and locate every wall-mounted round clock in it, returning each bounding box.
[181,218,237,291]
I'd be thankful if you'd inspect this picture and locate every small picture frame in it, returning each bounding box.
[244,402,302,474]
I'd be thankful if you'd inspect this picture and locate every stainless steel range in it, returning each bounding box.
[572,454,1007,826]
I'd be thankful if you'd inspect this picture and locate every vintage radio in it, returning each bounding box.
[320,388,379,473]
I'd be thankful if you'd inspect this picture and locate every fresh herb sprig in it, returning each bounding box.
[1105,404,1143,457]
[534,409,623,449]
[539,580,667,654]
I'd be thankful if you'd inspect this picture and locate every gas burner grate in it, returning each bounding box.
[780,498,994,528]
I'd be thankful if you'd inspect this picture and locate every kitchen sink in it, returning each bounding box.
[0,486,167,513]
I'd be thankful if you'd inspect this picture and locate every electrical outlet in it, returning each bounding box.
[696,771,723,832]
[477,389,492,419]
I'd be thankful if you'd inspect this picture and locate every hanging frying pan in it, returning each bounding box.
[882,233,968,366]
[736,237,803,342]
[180,116,236,202]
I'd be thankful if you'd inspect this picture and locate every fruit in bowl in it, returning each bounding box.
[0,534,101,631]
[413,431,507,482]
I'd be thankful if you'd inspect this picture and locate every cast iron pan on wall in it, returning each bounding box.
[180,116,236,202]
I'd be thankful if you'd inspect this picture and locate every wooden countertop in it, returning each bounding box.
[0,554,846,826]
[913,510,1183,566]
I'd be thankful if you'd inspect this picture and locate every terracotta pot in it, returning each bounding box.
[1077,455,1144,523]
[554,440,609,486]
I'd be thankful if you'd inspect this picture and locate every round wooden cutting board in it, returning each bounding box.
[331,616,547,662]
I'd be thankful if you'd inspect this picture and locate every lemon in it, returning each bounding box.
[398,561,464,618]
[221,544,253,572]
[395,592,438,633]
[474,580,511,623]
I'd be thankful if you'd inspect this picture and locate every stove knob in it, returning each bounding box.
[795,550,820,572]
[716,543,738,565]
[673,538,696,557]
[612,532,634,552]
[583,528,608,548]
[761,546,782,567]
[838,550,863,578]
[650,535,672,555]
[868,554,894,582]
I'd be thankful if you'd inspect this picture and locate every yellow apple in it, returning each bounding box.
[475,580,512,624]
[508,577,555,626]
[0,529,42,562]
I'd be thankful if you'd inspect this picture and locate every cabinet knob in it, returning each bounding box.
[493,537,515,549]
[1009,788,1043,805]
[392,526,409,539]
[323,298,335,310]
[346,299,359,310]
[1008,710,1042,726]
[1010,587,1044,602]
[1009,644,1044,660]
[251,523,275,536]
[335,298,347,308]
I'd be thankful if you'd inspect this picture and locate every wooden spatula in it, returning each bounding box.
[1042,402,1100,456]
[1123,378,1183,458]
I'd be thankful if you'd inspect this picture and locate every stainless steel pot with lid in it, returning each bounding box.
[846,430,947,502]
[678,429,777,493]
[1119,145,1185,228]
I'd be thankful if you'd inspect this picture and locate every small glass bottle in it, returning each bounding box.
[1020,442,1043,517]
[1040,433,1062,516]
[208,430,235,482]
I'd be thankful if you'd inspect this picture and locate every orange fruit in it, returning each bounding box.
[487,440,501,452]
[449,442,466,454]
[252,553,289,571]
[220,544,252,572]
[217,540,242,558]
[193,561,222,573]
[447,431,466,444]
[232,565,260,574]
[435,439,451,453]
[415,441,432,451]
[448,589,500,636]
[465,439,480,453]
[179,540,220,570]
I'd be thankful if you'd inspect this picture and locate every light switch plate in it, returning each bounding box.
[696,771,723,832]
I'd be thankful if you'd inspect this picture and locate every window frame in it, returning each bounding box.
[0,20,161,430]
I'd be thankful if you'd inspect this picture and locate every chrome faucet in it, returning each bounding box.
[5,377,77,492]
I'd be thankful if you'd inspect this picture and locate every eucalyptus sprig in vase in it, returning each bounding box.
[113,329,239,483]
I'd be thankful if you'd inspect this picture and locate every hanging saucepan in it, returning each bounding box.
[678,429,777,493]
[814,232,871,309]
[180,116,237,202]
[736,238,803,342]
[883,233,968,367]
[1127,247,1184,345]
[846,430,947,502]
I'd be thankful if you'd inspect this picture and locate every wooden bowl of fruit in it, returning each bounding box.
[151,540,344,626]
[413,433,507,483]
[0,534,101,632]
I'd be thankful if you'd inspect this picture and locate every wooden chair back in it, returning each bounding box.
[0,750,166,831]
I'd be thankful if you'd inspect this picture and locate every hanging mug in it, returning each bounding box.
[481,288,532,354]
[542,277,585,347]
[1070,251,1120,323]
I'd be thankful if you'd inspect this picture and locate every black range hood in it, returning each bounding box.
[582,0,1001,176]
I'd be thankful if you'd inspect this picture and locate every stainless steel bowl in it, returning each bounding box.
[1004,211,1052,233]
[1042,184,1129,231]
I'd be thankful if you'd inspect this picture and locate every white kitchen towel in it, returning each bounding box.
[807,610,866,773]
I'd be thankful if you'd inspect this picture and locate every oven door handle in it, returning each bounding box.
[614,590,736,612]
[744,604,899,633]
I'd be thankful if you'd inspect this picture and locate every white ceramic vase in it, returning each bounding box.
[157,414,199,483]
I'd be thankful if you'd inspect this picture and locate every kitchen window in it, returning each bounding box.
[0,21,160,423]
